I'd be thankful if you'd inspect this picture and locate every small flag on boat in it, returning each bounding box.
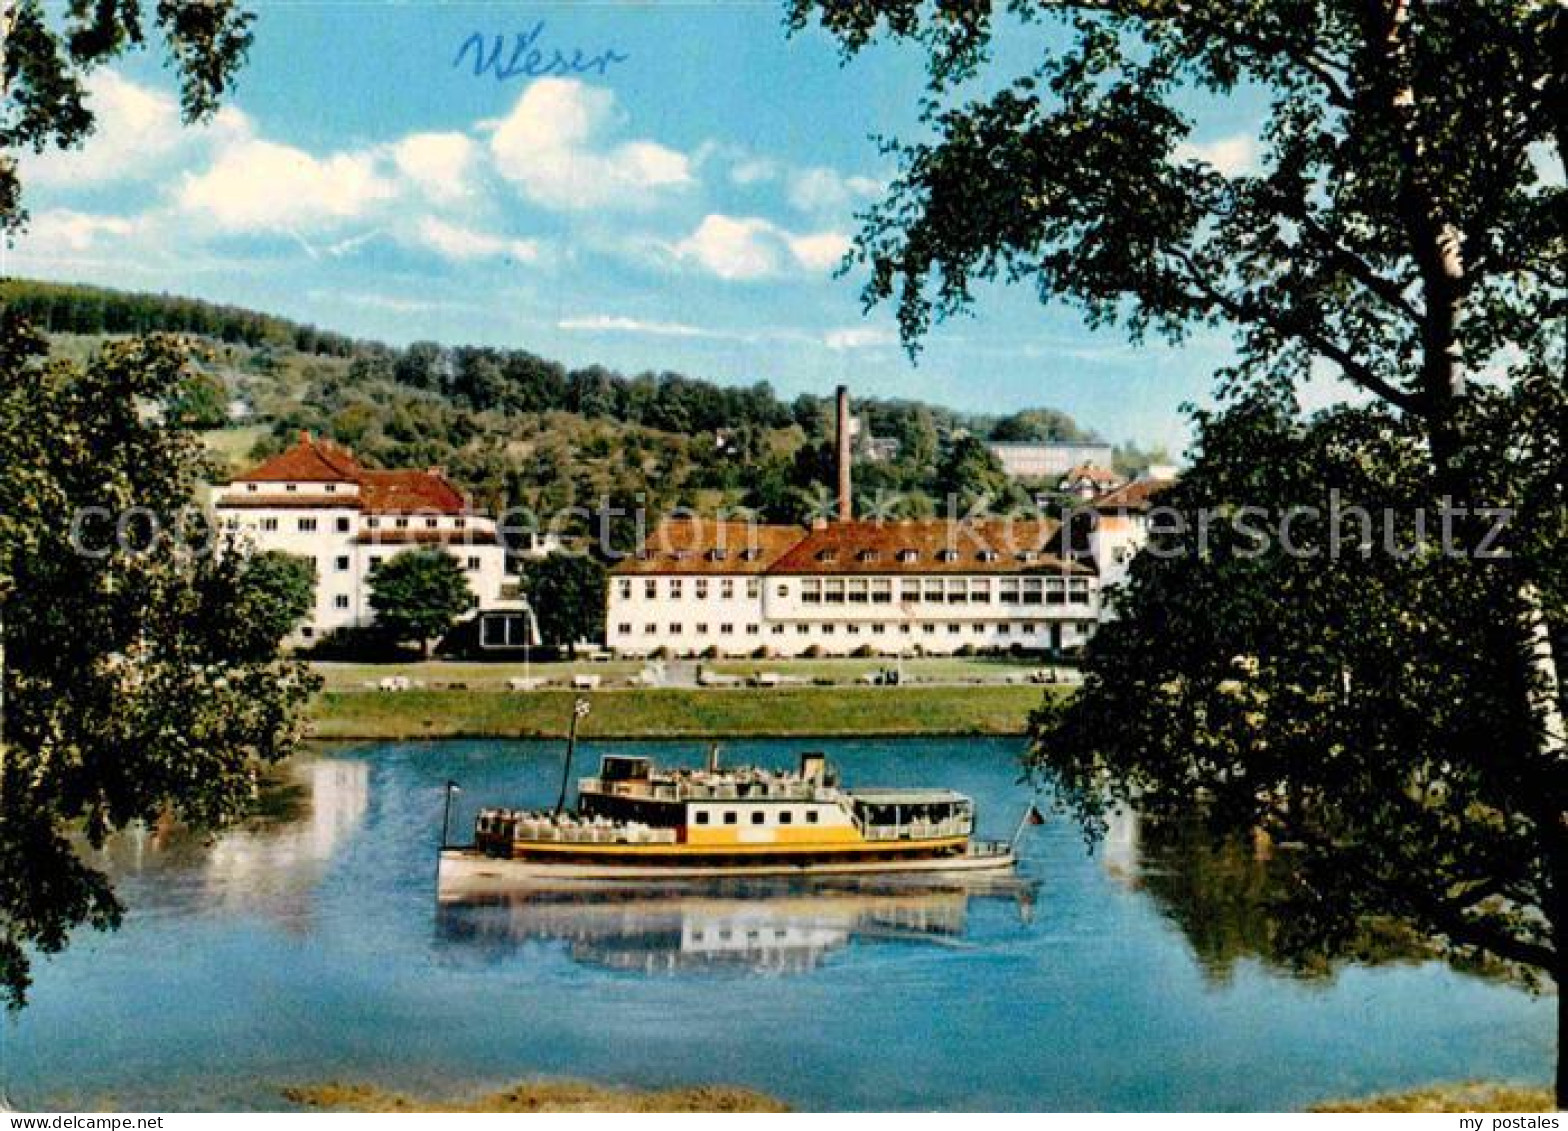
[446,780,462,793]
[574,698,592,718]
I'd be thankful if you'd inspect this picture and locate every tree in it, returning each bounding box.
[164,369,229,430]
[218,551,315,659]
[0,0,254,230]
[522,555,607,653]
[367,550,472,658]
[990,408,1089,443]
[0,317,319,1007]
[791,0,1565,1101]
[934,434,1011,506]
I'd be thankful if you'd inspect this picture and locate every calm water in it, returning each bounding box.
[1,738,1553,1111]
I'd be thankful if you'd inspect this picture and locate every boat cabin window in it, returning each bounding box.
[806,810,819,824]
[779,811,793,825]
[599,755,651,782]
[694,811,709,825]
[751,811,765,825]
[723,811,737,825]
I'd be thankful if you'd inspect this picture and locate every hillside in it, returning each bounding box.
[5,278,1166,538]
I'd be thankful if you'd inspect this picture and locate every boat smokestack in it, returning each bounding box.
[835,384,853,523]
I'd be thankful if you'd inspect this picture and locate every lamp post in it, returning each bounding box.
[554,697,591,816]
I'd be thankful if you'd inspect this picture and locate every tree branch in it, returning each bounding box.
[1168,248,1423,413]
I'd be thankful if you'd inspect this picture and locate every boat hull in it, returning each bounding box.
[437,843,1016,892]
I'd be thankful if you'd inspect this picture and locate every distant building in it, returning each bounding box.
[1058,463,1125,501]
[985,441,1115,482]
[607,516,1098,658]
[211,433,513,644]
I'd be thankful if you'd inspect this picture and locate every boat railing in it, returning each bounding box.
[578,777,830,803]
[860,817,973,841]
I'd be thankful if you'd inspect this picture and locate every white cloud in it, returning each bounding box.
[787,230,851,272]
[674,215,785,280]
[786,166,882,215]
[414,216,540,263]
[823,326,895,351]
[673,214,849,280]
[488,78,692,211]
[1175,134,1258,177]
[730,156,779,186]
[25,70,249,187]
[23,208,138,251]
[178,138,397,231]
[558,314,728,339]
[392,132,480,205]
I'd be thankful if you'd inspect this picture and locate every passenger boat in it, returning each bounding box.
[437,751,1023,888]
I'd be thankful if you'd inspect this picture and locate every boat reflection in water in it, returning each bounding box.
[434,877,1037,975]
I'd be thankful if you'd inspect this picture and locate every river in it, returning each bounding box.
[0,737,1553,1111]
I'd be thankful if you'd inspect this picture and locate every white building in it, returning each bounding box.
[211,433,512,645]
[608,516,1101,658]
[985,440,1115,481]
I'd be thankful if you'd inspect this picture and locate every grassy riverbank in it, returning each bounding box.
[308,684,1054,739]
[284,1080,788,1113]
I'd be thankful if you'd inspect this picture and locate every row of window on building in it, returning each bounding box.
[616,620,1089,638]
[242,516,469,533]
[618,577,761,601]
[798,576,1092,606]
[286,553,486,575]
[617,575,1092,605]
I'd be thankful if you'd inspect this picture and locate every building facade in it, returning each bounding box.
[607,517,1101,658]
[985,441,1115,482]
[212,433,512,643]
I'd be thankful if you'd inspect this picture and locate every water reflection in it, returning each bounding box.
[435,879,1037,975]
[85,757,369,927]
[1115,808,1455,983]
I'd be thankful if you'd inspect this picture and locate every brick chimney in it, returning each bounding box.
[835,385,853,523]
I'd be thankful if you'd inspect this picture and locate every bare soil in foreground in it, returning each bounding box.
[282,1080,789,1113]
[285,1079,1555,1113]
[1309,1083,1556,1113]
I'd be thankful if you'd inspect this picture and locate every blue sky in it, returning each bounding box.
[4,2,1280,454]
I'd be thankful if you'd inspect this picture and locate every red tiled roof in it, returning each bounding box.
[1093,477,1177,511]
[234,433,363,483]
[770,519,1090,576]
[359,470,469,515]
[613,518,806,576]
[227,434,473,516]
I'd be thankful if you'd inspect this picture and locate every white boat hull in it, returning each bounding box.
[437,844,1016,894]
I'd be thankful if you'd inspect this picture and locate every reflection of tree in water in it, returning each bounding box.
[1131,815,1510,985]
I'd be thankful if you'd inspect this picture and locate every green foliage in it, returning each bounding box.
[934,434,1013,506]
[0,1,254,232]
[219,551,315,659]
[367,551,473,657]
[522,555,607,650]
[989,409,1090,443]
[1032,389,1563,981]
[165,369,229,429]
[0,311,319,1007]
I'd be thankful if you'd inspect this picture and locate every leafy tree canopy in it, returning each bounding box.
[0,0,254,230]
[367,550,473,658]
[523,555,608,652]
[0,315,319,1007]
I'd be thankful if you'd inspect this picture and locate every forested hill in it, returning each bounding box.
[5,277,1166,534]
